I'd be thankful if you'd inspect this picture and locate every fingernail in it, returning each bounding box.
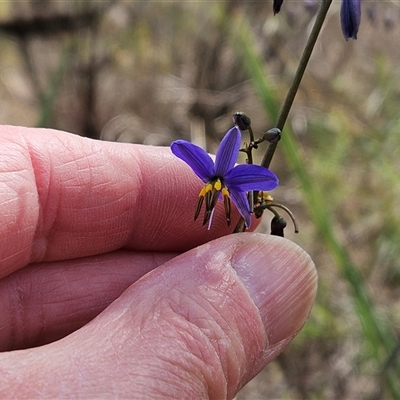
[231,233,317,346]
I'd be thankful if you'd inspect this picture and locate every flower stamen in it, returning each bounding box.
[203,180,221,226]
[194,179,233,228]
[222,187,231,227]
[194,186,206,221]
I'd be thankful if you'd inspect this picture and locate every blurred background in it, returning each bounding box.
[1,0,399,398]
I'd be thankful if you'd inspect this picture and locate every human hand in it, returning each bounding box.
[0,126,317,398]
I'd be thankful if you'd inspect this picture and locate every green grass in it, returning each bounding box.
[37,41,74,128]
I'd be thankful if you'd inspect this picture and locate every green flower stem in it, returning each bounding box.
[261,0,332,169]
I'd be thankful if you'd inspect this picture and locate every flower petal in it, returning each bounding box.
[224,164,279,192]
[273,0,284,15]
[214,127,241,177]
[341,0,361,40]
[171,140,214,182]
[230,190,252,228]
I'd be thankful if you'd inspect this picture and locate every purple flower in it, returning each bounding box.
[170,127,279,228]
[275,0,362,40]
[341,0,361,40]
[273,0,284,15]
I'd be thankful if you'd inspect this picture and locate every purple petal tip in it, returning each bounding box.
[341,0,361,40]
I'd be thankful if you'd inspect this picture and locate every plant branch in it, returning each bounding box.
[261,0,333,168]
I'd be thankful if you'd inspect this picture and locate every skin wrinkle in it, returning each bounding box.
[146,326,210,385]
[0,231,317,397]
[32,277,54,347]
[27,136,59,263]
[0,196,20,208]
[0,250,174,351]
[0,236,28,263]
[0,140,27,172]
[31,137,66,258]
[66,151,120,210]
[2,126,251,271]
[129,241,266,397]
[125,358,202,399]
[41,134,99,255]
[126,145,146,246]
[2,282,17,350]
[131,148,174,248]
[153,261,263,398]
[25,269,53,347]
[189,266,244,353]
[94,277,224,397]
[33,134,140,261]
[140,318,225,398]
[228,235,316,349]
[157,355,214,398]
[261,247,316,343]
[7,274,31,350]
[0,168,27,175]
[286,262,317,327]
[163,294,224,372]
[82,311,205,398]
[164,359,208,398]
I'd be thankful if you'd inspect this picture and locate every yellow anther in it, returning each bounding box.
[265,194,273,202]
[260,191,273,203]
[222,187,230,197]
[214,180,222,191]
[205,183,213,193]
[198,186,207,197]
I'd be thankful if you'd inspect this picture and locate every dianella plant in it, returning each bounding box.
[171,0,361,236]
[171,0,400,398]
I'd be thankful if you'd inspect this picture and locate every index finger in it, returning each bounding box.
[0,126,248,276]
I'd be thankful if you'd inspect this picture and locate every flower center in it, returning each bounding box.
[194,178,231,228]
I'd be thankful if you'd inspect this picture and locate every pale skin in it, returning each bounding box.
[0,125,317,399]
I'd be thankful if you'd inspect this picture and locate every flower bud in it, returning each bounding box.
[273,0,284,15]
[263,128,281,144]
[233,112,251,131]
[271,215,287,237]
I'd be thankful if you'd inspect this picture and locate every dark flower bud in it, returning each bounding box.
[273,0,284,15]
[232,112,251,131]
[263,128,281,144]
[270,215,287,237]
[341,0,361,40]
[254,208,264,219]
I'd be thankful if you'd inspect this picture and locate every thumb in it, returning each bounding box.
[0,233,317,399]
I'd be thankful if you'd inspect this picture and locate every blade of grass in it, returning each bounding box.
[229,8,400,397]
[37,41,74,127]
